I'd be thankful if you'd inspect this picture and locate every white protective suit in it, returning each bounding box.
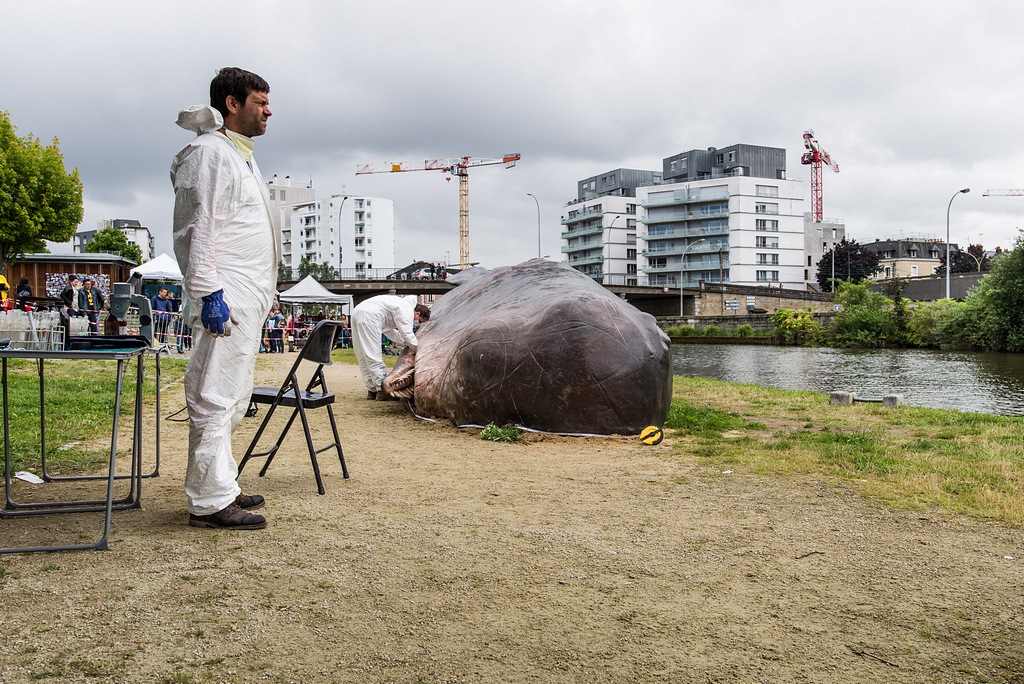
[351,294,418,392]
[170,106,278,516]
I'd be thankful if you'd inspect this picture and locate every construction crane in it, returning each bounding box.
[983,189,1024,196]
[800,129,840,223]
[355,153,521,269]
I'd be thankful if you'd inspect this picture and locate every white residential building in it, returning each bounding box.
[637,175,806,288]
[280,194,396,275]
[561,168,662,284]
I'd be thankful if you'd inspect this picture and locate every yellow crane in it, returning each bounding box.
[356,154,521,269]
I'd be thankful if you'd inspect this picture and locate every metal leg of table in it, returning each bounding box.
[1,355,139,553]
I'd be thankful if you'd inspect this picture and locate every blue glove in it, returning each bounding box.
[200,290,232,337]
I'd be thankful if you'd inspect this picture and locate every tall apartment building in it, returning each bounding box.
[280,194,396,275]
[74,219,154,263]
[561,169,662,284]
[562,144,812,289]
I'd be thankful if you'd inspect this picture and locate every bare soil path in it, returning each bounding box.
[1,352,1022,683]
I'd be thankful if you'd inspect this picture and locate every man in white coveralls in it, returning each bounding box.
[352,295,430,399]
[171,67,277,530]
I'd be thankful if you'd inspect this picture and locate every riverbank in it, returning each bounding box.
[0,352,1021,682]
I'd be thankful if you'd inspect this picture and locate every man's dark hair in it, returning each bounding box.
[414,304,431,321]
[210,67,270,118]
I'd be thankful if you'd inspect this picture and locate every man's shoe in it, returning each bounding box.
[189,504,266,530]
[235,493,265,510]
[366,390,378,400]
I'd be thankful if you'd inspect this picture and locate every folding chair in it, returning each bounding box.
[238,320,349,495]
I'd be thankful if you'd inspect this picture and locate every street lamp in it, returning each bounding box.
[831,227,836,292]
[679,237,707,316]
[946,187,970,299]
[526,193,541,259]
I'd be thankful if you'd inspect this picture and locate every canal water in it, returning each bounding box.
[671,344,1024,417]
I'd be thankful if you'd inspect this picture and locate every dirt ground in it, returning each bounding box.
[1,351,1022,684]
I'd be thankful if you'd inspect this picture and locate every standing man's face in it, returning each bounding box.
[226,91,271,138]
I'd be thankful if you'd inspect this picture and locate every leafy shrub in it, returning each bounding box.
[702,324,721,337]
[480,423,523,442]
[735,324,754,338]
[664,324,697,337]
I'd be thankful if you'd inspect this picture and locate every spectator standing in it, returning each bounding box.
[15,277,31,310]
[266,304,284,353]
[78,278,105,334]
[152,287,173,344]
[60,276,81,315]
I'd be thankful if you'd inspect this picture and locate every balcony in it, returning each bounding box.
[641,190,730,208]
[643,224,730,240]
[560,223,603,239]
[566,254,604,267]
[562,240,602,253]
[560,208,604,225]
[641,207,729,224]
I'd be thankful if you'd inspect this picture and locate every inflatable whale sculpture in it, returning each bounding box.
[384,259,672,435]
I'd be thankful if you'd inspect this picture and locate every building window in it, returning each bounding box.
[755,203,778,214]
[756,185,778,197]
[756,219,779,231]
[627,248,637,260]
[909,249,918,257]
[756,253,779,265]
[280,190,286,201]
[755,236,779,249]
[269,189,276,200]
[756,270,779,282]
[804,269,809,281]
[649,257,667,269]
[808,255,812,266]
[627,264,638,274]
[911,265,918,276]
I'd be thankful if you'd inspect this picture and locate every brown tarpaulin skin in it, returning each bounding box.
[406,259,672,435]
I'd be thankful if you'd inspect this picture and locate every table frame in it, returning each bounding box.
[0,341,157,553]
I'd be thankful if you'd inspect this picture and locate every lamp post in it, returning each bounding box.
[526,193,541,259]
[679,237,707,316]
[946,187,970,299]
[831,227,836,292]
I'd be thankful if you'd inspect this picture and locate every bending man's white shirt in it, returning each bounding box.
[352,294,419,393]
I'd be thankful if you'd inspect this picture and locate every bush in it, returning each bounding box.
[735,324,754,338]
[664,324,696,337]
[702,324,721,337]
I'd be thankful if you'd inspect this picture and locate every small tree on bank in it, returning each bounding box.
[815,238,880,292]
[0,111,83,275]
[85,225,142,263]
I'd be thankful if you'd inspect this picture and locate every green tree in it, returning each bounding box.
[297,258,338,281]
[880,277,918,347]
[815,238,880,292]
[0,111,83,274]
[85,225,143,263]
[828,280,900,347]
[769,307,824,345]
[956,232,1024,352]
[933,243,993,277]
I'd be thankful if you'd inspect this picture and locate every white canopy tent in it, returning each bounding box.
[132,253,183,281]
[277,275,350,310]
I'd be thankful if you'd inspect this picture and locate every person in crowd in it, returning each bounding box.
[60,275,81,315]
[351,294,430,400]
[78,278,105,334]
[171,67,276,530]
[15,277,31,310]
[152,287,173,344]
[266,304,285,353]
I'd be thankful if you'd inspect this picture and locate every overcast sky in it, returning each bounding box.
[4,0,1024,269]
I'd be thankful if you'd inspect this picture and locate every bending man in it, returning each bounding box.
[351,295,430,399]
[171,67,277,530]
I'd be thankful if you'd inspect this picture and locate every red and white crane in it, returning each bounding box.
[800,129,840,223]
[356,154,521,269]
